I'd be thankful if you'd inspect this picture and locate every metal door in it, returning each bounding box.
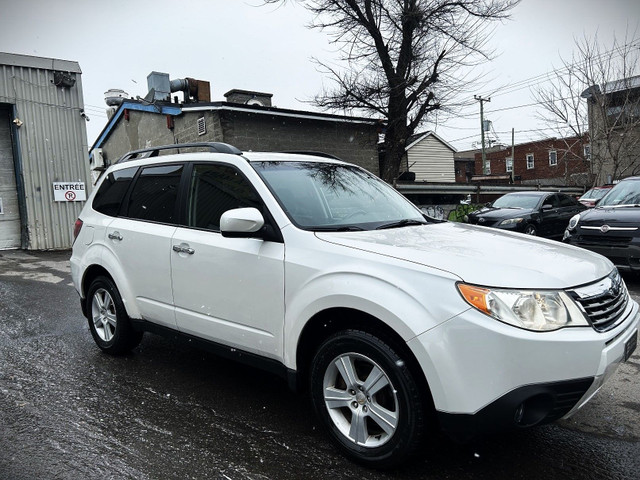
[0,106,21,249]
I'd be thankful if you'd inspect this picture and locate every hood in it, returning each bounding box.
[469,207,535,221]
[580,206,640,227]
[315,222,612,289]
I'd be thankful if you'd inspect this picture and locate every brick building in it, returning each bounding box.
[473,136,592,186]
[89,73,381,179]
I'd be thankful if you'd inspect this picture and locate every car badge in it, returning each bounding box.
[600,225,610,233]
[478,218,485,224]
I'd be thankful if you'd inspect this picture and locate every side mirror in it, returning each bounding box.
[220,207,265,238]
[541,204,553,211]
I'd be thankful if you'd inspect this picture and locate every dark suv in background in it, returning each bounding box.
[564,177,640,270]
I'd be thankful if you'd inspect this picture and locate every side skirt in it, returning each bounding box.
[129,319,299,390]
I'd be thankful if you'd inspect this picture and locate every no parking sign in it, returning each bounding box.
[53,182,86,202]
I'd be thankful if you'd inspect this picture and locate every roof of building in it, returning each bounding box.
[581,75,640,99]
[405,131,456,152]
[0,52,81,73]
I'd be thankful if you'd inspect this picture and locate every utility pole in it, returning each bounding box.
[474,95,491,174]
[511,127,515,183]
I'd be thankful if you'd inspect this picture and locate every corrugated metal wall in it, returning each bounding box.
[0,53,91,249]
[407,135,456,183]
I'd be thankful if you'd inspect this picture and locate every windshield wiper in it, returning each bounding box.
[375,219,427,230]
[313,225,366,232]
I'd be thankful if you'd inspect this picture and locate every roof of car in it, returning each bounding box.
[503,191,551,197]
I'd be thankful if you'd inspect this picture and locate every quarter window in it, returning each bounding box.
[92,167,137,217]
[187,164,261,231]
[127,164,183,223]
[526,154,534,169]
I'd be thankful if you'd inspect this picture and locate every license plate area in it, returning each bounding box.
[624,330,638,362]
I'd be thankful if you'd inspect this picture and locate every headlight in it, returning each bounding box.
[499,217,523,226]
[567,214,580,231]
[457,283,588,331]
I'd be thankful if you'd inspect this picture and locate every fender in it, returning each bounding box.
[89,243,142,320]
[283,266,465,370]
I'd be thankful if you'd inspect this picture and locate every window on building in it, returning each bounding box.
[549,150,557,166]
[187,164,261,231]
[506,157,513,173]
[526,154,534,169]
[584,144,591,160]
[127,164,183,224]
[484,160,491,175]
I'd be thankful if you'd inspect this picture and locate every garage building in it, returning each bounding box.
[0,52,91,250]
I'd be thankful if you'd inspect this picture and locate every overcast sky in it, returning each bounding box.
[1,0,638,152]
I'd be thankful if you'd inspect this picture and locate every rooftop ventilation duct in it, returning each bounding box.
[147,71,210,103]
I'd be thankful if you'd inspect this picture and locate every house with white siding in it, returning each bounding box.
[405,131,456,182]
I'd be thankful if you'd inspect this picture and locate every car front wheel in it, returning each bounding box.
[524,224,537,235]
[86,276,142,355]
[309,330,426,467]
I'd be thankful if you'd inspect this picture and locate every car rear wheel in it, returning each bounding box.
[524,224,537,235]
[86,276,142,355]
[309,330,426,468]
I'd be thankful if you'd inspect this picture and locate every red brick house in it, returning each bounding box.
[473,136,592,186]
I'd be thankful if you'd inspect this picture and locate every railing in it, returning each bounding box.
[396,182,585,196]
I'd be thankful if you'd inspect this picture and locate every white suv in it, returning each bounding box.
[71,143,639,467]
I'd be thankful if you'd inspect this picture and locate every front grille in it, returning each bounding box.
[578,234,633,245]
[569,271,629,332]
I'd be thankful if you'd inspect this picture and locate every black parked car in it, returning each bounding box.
[563,177,640,270]
[467,191,586,239]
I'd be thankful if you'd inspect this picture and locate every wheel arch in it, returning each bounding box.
[293,307,435,412]
[80,255,141,320]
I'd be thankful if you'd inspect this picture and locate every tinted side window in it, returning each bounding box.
[558,194,578,208]
[545,194,561,208]
[127,164,183,223]
[188,164,261,231]
[92,167,138,216]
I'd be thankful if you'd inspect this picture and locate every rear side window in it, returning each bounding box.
[188,164,261,231]
[92,167,137,216]
[127,164,183,224]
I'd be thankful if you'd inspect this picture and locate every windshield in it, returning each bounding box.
[598,181,640,207]
[492,194,542,209]
[252,161,426,230]
[582,188,609,200]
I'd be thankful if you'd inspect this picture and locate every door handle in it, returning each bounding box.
[108,232,123,241]
[172,244,195,255]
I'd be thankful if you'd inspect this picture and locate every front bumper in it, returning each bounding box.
[407,298,639,441]
[564,234,640,271]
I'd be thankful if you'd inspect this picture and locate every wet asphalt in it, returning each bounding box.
[0,250,638,480]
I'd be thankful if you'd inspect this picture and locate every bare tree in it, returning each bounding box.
[263,0,519,183]
[534,33,640,185]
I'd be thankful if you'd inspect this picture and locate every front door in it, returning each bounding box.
[171,163,285,360]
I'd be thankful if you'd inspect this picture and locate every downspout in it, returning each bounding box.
[9,104,29,249]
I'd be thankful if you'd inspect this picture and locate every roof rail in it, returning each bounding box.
[281,150,344,161]
[116,142,242,164]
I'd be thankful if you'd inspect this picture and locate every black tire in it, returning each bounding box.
[524,224,537,235]
[85,276,143,355]
[309,330,426,468]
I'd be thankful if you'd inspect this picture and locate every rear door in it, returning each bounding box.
[105,163,184,329]
[170,162,285,360]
